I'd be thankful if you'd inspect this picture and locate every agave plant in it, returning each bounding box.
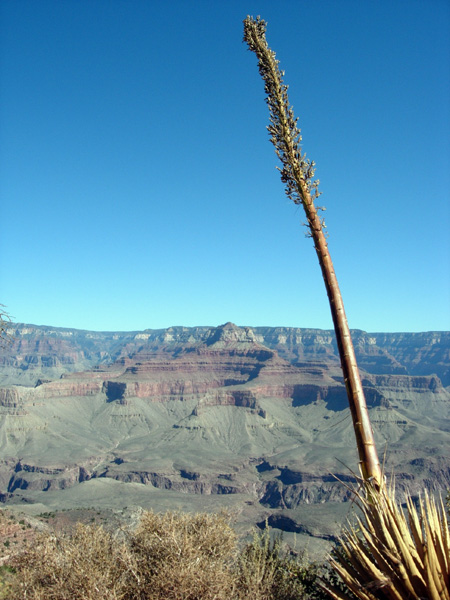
[243,15,450,599]
[323,481,450,600]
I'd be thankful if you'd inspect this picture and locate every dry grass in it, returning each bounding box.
[3,494,448,599]
[129,510,237,600]
[8,522,134,599]
[3,509,324,599]
[322,481,450,600]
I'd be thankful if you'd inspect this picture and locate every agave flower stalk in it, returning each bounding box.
[243,16,383,487]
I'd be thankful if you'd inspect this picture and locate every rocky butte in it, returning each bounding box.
[0,322,449,554]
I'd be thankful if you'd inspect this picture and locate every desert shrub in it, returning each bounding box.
[5,509,325,600]
[8,522,134,599]
[0,566,15,600]
[128,510,238,600]
[319,561,358,600]
[236,527,326,600]
[0,576,11,600]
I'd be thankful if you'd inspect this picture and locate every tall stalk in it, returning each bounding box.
[243,16,383,487]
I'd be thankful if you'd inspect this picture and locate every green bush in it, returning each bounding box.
[237,527,326,600]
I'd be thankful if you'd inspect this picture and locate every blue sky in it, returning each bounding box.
[1,0,449,333]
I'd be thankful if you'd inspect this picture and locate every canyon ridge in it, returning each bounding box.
[0,322,449,556]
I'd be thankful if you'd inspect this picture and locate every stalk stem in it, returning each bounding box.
[243,16,383,486]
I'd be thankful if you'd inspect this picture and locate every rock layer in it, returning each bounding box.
[0,322,449,544]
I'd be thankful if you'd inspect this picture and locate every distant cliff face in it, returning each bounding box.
[0,325,138,386]
[1,322,449,385]
[0,321,448,547]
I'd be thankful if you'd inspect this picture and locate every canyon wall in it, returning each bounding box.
[0,322,448,544]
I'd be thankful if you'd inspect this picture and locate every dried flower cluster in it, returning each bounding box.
[243,15,322,229]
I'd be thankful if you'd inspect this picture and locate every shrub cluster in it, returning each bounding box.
[2,510,327,600]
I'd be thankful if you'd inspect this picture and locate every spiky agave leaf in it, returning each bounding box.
[322,482,450,600]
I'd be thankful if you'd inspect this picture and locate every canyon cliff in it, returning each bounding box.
[0,322,449,550]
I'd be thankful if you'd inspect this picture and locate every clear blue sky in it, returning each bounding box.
[1,0,449,333]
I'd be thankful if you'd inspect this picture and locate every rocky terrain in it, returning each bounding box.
[0,322,449,556]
